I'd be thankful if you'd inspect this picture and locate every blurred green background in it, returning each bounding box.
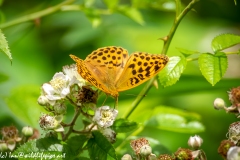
[0,0,240,159]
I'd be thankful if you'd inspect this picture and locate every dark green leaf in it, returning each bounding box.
[5,85,46,127]
[198,52,228,86]
[145,106,205,133]
[176,47,200,57]
[117,6,144,25]
[66,135,89,156]
[104,0,118,9]
[13,138,72,159]
[211,33,240,52]
[159,56,187,87]
[0,29,12,62]
[0,72,8,83]
[111,118,138,133]
[87,131,117,160]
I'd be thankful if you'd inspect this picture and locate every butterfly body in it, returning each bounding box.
[70,46,169,98]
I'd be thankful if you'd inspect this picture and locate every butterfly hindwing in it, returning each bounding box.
[116,52,169,91]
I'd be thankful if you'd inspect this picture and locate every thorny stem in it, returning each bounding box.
[0,0,75,29]
[123,0,200,119]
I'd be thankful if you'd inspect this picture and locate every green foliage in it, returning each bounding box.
[66,135,89,157]
[5,85,46,127]
[176,48,200,57]
[0,29,12,62]
[198,52,228,86]
[13,138,71,160]
[145,106,204,133]
[211,33,240,52]
[87,131,117,160]
[159,56,187,87]
[111,118,138,133]
[117,6,144,25]
[103,0,119,9]
[0,72,8,83]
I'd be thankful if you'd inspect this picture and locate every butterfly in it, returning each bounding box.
[70,46,169,104]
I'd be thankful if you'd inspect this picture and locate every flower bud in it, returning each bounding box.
[140,145,152,157]
[218,140,235,159]
[188,135,203,150]
[174,148,193,160]
[0,142,8,151]
[158,154,174,160]
[213,98,225,110]
[38,95,49,106]
[22,126,34,137]
[147,153,157,160]
[227,146,240,160]
[228,121,240,144]
[121,154,132,160]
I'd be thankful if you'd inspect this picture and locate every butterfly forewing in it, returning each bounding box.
[116,52,169,91]
[84,46,129,92]
[70,55,110,93]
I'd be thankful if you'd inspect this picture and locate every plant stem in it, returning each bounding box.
[161,0,200,55]
[0,0,75,29]
[62,106,81,141]
[124,78,155,119]
[124,0,199,119]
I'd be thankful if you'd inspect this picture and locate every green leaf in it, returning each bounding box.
[13,138,72,159]
[66,135,89,156]
[87,131,117,160]
[234,0,237,5]
[0,72,8,83]
[83,8,102,28]
[145,106,205,133]
[0,29,12,62]
[111,118,138,133]
[104,0,119,9]
[5,85,46,127]
[211,33,240,52]
[176,47,200,57]
[159,56,187,87]
[117,6,144,25]
[198,52,228,86]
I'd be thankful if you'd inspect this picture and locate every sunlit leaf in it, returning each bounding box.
[0,29,12,62]
[198,52,228,86]
[5,85,46,127]
[112,118,138,133]
[87,131,117,160]
[117,6,144,25]
[176,47,200,57]
[104,0,118,9]
[211,33,240,52]
[159,56,187,87]
[145,106,205,133]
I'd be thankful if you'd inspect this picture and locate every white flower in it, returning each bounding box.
[62,64,86,87]
[93,106,118,128]
[39,114,64,132]
[227,146,240,160]
[42,72,71,102]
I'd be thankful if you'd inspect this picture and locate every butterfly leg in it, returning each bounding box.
[101,94,108,106]
[114,96,118,109]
